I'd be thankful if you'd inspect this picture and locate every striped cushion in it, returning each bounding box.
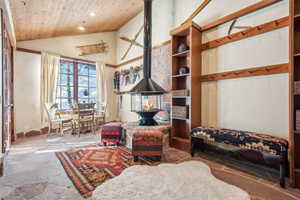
[101,122,122,143]
[132,131,163,156]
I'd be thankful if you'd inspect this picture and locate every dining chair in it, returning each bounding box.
[94,103,107,130]
[44,103,73,136]
[72,103,96,136]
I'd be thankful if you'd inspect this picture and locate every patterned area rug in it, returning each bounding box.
[55,145,191,198]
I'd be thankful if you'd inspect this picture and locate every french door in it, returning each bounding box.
[2,14,14,153]
[1,8,14,177]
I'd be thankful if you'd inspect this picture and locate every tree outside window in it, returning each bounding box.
[56,60,97,110]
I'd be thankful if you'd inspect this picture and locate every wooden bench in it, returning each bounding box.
[190,127,288,188]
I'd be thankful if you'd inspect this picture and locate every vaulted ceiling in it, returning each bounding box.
[10,0,143,41]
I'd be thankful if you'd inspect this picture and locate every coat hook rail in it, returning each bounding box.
[201,16,288,51]
[200,63,289,82]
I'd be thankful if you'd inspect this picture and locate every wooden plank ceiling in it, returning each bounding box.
[10,0,143,41]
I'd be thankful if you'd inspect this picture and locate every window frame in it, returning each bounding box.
[56,59,97,110]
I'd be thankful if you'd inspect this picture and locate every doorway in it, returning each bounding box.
[2,11,14,153]
[1,9,14,176]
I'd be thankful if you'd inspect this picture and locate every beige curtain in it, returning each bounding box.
[96,61,108,118]
[40,52,60,123]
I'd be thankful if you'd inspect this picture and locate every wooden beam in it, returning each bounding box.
[202,16,289,50]
[201,0,284,31]
[199,63,289,82]
[16,47,118,68]
[16,47,41,55]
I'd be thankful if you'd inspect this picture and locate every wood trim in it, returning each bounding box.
[199,63,289,82]
[289,0,296,187]
[117,55,143,67]
[201,0,284,31]
[116,40,171,67]
[16,47,40,55]
[16,127,49,138]
[60,56,96,65]
[16,47,117,68]
[202,16,289,50]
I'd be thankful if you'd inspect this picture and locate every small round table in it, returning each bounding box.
[122,122,171,149]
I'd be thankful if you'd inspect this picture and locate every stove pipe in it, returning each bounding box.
[130,0,166,94]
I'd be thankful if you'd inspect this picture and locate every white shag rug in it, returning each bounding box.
[92,161,250,200]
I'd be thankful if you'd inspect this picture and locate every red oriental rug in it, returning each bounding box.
[55,145,191,198]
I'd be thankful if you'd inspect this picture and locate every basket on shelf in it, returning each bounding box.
[294,81,300,94]
[172,89,189,97]
[296,110,300,130]
[172,106,188,119]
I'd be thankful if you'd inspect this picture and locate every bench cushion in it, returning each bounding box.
[191,127,288,156]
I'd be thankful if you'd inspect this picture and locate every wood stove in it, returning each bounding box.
[130,0,165,126]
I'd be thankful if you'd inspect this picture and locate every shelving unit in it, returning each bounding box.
[169,21,202,152]
[290,0,300,188]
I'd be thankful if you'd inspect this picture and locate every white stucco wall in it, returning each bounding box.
[116,0,289,138]
[116,0,174,122]
[17,32,117,64]
[14,51,42,133]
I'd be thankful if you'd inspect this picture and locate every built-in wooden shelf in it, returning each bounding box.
[172,74,190,78]
[170,22,201,153]
[172,50,190,57]
[290,0,300,188]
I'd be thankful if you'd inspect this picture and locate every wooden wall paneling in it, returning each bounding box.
[200,63,289,82]
[202,16,289,50]
[10,0,143,41]
[201,0,284,31]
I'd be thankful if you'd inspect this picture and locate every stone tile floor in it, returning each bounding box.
[0,133,100,200]
[1,133,300,200]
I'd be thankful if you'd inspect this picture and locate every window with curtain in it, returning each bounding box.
[56,59,97,110]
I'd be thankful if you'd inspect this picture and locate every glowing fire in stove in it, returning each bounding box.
[143,100,154,111]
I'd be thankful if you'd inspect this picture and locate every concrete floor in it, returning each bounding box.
[1,133,300,200]
[0,134,99,200]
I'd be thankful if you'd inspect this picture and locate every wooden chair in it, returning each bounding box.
[94,103,107,130]
[72,103,96,136]
[44,103,73,136]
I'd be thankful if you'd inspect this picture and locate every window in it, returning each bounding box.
[78,63,97,104]
[56,60,97,110]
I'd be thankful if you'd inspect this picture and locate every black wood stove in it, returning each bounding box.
[130,0,166,126]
